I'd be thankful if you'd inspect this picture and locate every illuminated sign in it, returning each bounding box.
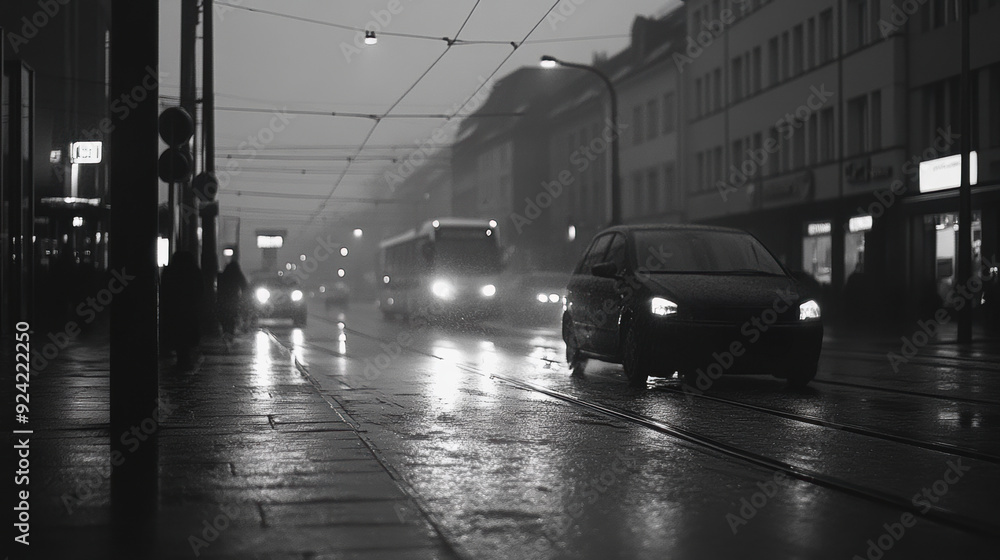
[849,215,873,233]
[70,141,103,164]
[807,222,832,236]
[919,151,978,193]
[257,235,283,249]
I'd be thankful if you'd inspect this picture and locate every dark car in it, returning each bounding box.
[500,271,570,326]
[250,274,307,327]
[562,225,823,388]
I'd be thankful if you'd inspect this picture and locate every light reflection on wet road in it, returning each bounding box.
[266,302,1000,559]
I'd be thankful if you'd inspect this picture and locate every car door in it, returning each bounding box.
[591,233,629,355]
[567,234,614,351]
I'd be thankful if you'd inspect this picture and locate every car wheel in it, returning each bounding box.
[786,360,818,388]
[622,324,649,388]
[563,316,587,376]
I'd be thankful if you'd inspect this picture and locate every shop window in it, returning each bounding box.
[927,212,983,306]
[804,221,833,285]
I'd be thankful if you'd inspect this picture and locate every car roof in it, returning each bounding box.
[597,223,750,236]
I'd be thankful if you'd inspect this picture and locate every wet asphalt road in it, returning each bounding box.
[265,301,1000,560]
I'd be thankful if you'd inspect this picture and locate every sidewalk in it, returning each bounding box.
[30,328,459,560]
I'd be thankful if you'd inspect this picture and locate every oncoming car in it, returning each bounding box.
[250,275,307,327]
[562,225,823,388]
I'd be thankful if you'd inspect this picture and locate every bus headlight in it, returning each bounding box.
[255,287,271,304]
[799,299,821,321]
[481,284,496,297]
[650,297,677,317]
[431,279,454,300]
[291,289,303,302]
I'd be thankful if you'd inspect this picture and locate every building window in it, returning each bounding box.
[663,163,677,210]
[713,68,723,109]
[732,57,744,101]
[646,168,660,213]
[633,105,644,144]
[768,36,779,85]
[695,152,705,191]
[647,99,659,140]
[927,0,959,30]
[695,77,704,116]
[990,64,1000,148]
[768,127,781,175]
[848,95,870,155]
[713,146,724,186]
[819,9,834,64]
[820,107,835,162]
[662,92,676,133]
[792,24,804,75]
[870,90,882,151]
[781,31,790,81]
[806,17,816,68]
[632,172,644,215]
[848,0,874,49]
[752,46,762,93]
[807,112,819,164]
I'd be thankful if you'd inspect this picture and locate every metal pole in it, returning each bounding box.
[109,1,159,556]
[179,0,198,253]
[957,0,972,343]
[202,0,219,330]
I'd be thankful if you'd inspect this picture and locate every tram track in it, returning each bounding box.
[288,313,1000,538]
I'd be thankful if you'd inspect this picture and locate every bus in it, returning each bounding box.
[378,218,501,319]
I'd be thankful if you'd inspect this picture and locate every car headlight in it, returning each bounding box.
[481,284,496,297]
[548,293,560,303]
[799,299,821,321]
[431,279,454,299]
[291,289,303,302]
[255,287,270,304]
[536,293,548,303]
[650,297,678,317]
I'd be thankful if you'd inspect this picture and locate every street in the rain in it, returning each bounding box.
[4,0,1000,559]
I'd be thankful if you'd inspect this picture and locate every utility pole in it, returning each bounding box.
[109,1,159,556]
[958,0,972,343]
[201,0,220,330]
[179,0,199,253]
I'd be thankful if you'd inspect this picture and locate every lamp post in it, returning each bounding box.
[541,55,622,226]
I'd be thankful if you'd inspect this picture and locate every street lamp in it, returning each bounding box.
[540,55,622,226]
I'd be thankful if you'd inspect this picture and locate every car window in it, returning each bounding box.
[575,234,613,275]
[606,233,627,271]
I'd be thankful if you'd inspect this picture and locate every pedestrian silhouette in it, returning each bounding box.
[160,250,203,370]
[217,260,249,338]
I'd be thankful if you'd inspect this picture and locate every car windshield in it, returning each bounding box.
[632,230,785,275]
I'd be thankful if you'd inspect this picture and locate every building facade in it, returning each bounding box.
[681,0,1000,325]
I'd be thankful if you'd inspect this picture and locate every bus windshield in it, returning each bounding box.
[433,228,500,274]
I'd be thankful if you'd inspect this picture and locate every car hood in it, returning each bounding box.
[640,273,802,311]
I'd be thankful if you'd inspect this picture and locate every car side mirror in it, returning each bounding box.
[591,261,617,278]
